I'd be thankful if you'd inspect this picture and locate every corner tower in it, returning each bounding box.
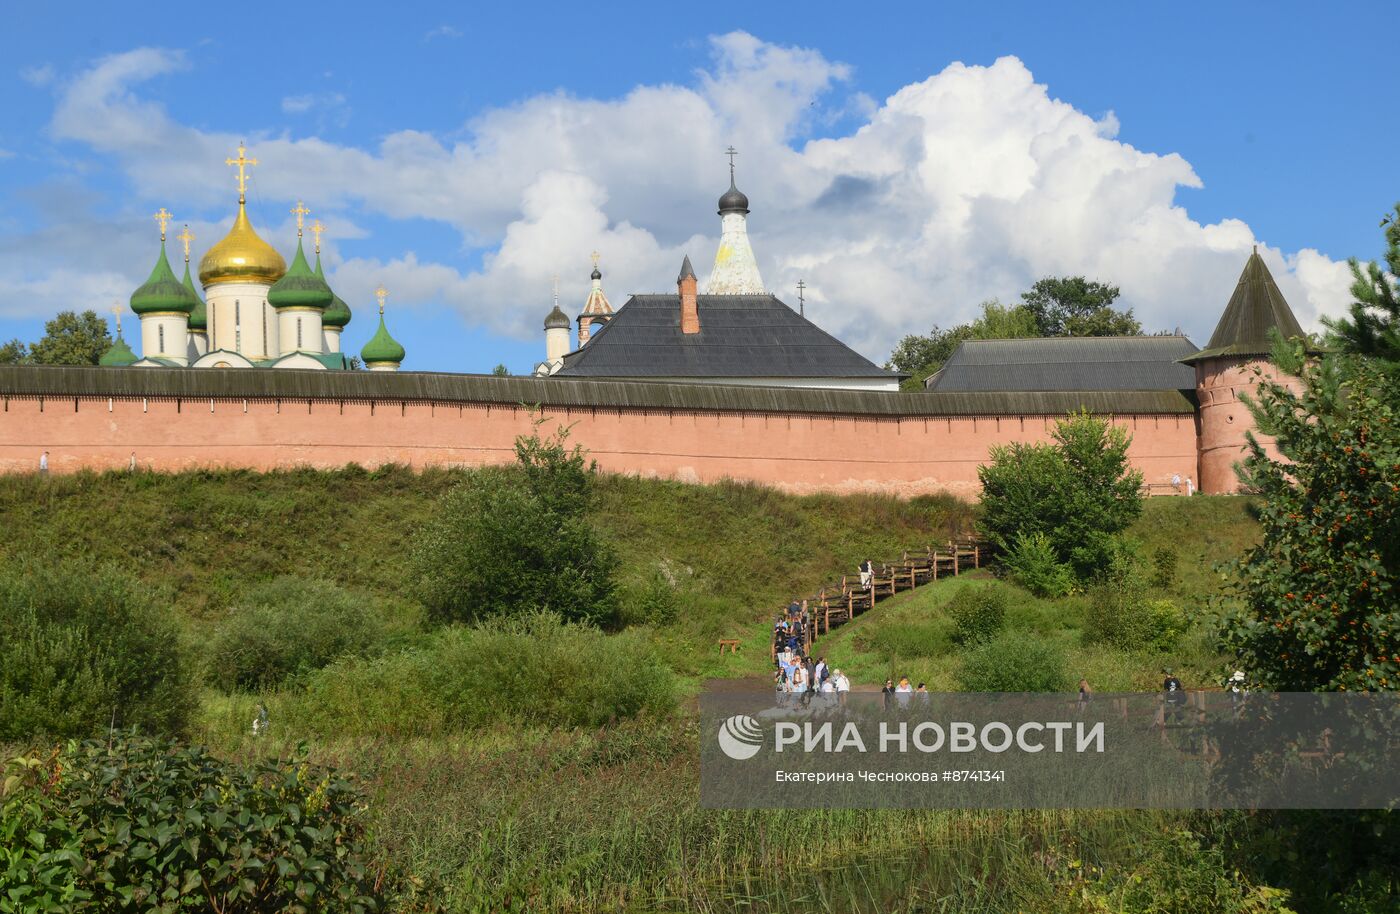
[705,147,764,295]
[1181,248,1311,494]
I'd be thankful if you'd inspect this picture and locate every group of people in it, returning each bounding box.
[773,600,851,706]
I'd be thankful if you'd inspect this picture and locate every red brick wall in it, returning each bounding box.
[0,394,1200,497]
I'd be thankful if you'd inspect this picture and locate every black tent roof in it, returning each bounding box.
[554,294,898,380]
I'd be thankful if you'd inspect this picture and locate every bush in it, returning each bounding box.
[1149,546,1179,589]
[0,734,382,912]
[978,411,1145,580]
[284,612,676,736]
[413,424,620,625]
[0,562,192,741]
[1002,532,1075,598]
[207,576,396,690]
[948,585,1009,646]
[1085,580,1187,653]
[620,566,680,626]
[959,631,1068,692]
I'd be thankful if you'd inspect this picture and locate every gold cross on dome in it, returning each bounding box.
[590,250,600,268]
[153,208,172,240]
[225,142,258,201]
[176,224,195,262]
[291,200,310,235]
[310,219,324,253]
[109,303,123,336]
[375,285,388,315]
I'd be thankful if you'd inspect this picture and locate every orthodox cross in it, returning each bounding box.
[310,219,325,254]
[225,142,258,202]
[590,250,600,269]
[375,285,388,315]
[796,279,806,317]
[551,273,560,306]
[291,200,310,236]
[153,207,172,241]
[725,145,738,182]
[176,225,195,263]
[109,304,123,337]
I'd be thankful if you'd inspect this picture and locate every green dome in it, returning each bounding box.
[99,334,138,367]
[315,252,352,328]
[361,313,406,365]
[267,238,332,311]
[182,261,208,330]
[130,241,197,316]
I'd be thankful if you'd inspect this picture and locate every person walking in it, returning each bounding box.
[1162,669,1186,724]
[38,450,49,477]
[860,559,874,590]
[834,669,851,707]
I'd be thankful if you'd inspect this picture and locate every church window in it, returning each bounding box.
[297,318,303,349]
[158,325,165,352]
[235,300,240,324]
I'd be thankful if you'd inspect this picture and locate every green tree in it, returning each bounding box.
[978,411,1144,580]
[27,309,112,365]
[1020,276,1142,337]
[1326,204,1400,364]
[1218,340,1398,691]
[492,363,511,376]
[0,338,28,364]
[412,420,620,625]
[886,300,1039,389]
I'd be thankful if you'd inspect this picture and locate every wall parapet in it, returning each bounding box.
[0,366,1196,418]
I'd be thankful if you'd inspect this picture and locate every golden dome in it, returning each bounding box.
[198,202,287,287]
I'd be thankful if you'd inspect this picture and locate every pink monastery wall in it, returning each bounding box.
[0,392,1200,497]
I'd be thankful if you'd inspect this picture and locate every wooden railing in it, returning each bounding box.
[769,538,994,661]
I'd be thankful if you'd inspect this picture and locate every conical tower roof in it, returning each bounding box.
[268,238,333,310]
[182,262,208,330]
[131,240,198,315]
[315,252,353,328]
[1182,249,1310,364]
[99,334,138,367]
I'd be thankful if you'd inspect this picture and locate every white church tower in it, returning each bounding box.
[706,147,765,295]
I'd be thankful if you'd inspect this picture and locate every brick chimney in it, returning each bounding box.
[678,255,699,334]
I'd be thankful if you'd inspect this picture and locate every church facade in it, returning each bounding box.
[102,144,407,373]
[535,164,902,391]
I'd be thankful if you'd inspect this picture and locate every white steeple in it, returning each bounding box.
[706,147,765,295]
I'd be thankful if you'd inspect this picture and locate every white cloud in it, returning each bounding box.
[7,35,1357,358]
[19,63,55,86]
[423,25,462,41]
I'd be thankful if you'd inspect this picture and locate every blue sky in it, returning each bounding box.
[0,1,1393,373]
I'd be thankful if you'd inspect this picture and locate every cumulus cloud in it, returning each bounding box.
[8,34,1356,357]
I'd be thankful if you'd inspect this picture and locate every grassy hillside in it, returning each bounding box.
[813,496,1261,692]
[13,469,1336,914]
[0,466,975,680]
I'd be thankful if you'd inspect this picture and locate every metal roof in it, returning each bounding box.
[554,294,899,379]
[1181,251,1309,363]
[0,365,1194,416]
[927,336,1199,392]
